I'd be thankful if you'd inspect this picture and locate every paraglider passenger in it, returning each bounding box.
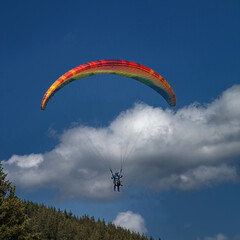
[111,171,122,192]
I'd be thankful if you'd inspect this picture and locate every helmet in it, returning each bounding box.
[115,172,119,175]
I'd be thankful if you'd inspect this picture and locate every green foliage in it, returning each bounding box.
[23,200,154,240]
[0,162,40,240]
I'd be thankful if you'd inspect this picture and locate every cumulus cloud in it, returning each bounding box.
[2,85,240,200]
[7,154,44,169]
[113,211,147,234]
[202,233,228,240]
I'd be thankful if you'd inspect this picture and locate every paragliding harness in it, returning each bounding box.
[110,169,123,192]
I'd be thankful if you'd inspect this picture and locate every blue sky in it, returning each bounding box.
[1,0,240,239]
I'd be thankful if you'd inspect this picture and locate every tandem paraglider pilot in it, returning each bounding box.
[110,170,123,192]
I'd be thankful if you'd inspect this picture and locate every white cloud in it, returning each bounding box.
[154,164,237,191]
[204,233,228,240]
[6,154,44,168]
[113,211,147,234]
[2,85,240,200]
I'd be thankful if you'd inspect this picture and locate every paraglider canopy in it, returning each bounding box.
[41,59,176,110]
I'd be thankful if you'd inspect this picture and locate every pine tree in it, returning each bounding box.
[0,162,39,240]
